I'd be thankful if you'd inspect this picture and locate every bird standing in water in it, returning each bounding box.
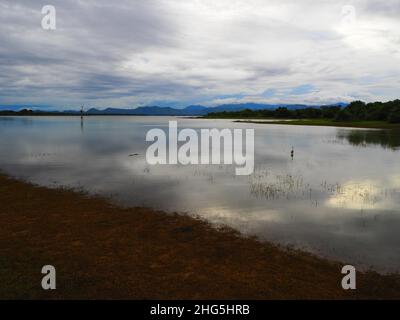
[291,147,294,159]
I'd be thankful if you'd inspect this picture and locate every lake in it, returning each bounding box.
[0,116,399,272]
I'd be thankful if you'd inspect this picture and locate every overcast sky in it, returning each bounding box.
[1,0,399,109]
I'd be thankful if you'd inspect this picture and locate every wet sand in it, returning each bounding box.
[0,173,399,299]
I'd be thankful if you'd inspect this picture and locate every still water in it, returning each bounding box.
[0,116,399,272]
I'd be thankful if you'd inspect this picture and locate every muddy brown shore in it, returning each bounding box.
[0,173,399,299]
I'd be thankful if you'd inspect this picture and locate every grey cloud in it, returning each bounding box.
[362,0,400,17]
[0,0,399,108]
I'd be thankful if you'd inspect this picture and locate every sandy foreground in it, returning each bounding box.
[0,173,399,299]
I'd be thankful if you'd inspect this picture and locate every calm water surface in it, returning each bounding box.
[0,116,399,272]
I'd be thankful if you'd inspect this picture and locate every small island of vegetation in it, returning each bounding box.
[204,100,400,129]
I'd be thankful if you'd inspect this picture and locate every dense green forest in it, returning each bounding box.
[205,100,400,123]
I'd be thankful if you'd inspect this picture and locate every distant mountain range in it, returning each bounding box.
[0,102,348,116]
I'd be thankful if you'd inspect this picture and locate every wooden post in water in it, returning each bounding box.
[80,105,84,132]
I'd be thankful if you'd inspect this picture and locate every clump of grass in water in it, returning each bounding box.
[250,172,305,200]
[250,171,395,210]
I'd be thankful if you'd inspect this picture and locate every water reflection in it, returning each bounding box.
[0,116,399,272]
[336,129,400,150]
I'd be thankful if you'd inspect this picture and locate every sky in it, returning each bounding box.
[1,0,400,110]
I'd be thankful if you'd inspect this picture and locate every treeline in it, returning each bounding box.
[0,109,69,116]
[205,100,400,123]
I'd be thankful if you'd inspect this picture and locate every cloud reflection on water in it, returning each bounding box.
[0,116,399,272]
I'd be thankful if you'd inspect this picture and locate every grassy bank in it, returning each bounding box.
[0,173,400,299]
[234,119,400,129]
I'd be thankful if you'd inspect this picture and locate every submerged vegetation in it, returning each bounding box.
[205,100,400,127]
[249,170,394,210]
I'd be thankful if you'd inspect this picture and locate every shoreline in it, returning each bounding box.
[232,119,400,129]
[1,173,400,299]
